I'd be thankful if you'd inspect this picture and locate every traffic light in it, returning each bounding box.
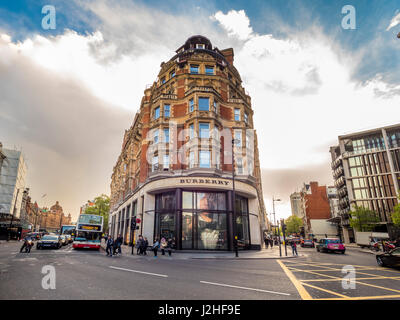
[131,216,137,230]
[280,219,286,231]
[300,226,305,237]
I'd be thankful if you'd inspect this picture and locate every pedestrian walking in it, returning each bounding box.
[106,236,114,257]
[264,235,269,249]
[160,237,167,255]
[152,238,160,257]
[136,235,143,255]
[112,236,119,255]
[291,241,298,256]
[116,234,123,255]
[167,238,174,256]
[143,237,149,255]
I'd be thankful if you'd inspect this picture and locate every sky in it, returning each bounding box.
[0,0,400,221]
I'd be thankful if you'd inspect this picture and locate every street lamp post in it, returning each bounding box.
[232,138,238,257]
[272,197,282,257]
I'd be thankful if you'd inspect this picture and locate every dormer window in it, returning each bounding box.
[190,65,199,74]
[205,66,214,75]
[196,44,205,49]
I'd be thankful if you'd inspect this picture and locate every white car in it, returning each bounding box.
[59,235,67,246]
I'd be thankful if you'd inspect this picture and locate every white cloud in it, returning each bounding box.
[213,9,254,41]
[386,11,400,31]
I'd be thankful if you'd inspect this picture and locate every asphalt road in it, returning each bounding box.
[0,240,399,300]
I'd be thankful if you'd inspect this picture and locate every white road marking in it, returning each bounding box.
[200,281,291,296]
[12,257,38,262]
[109,266,168,278]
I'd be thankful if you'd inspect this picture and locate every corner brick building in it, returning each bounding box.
[109,35,267,250]
[299,182,337,239]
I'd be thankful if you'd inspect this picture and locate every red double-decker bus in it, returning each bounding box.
[72,214,103,250]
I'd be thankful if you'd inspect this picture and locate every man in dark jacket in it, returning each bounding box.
[142,237,149,255]
[167,238,174,256]
[106,236,114,256]
[136,235,143,255]
[116,234,123,255]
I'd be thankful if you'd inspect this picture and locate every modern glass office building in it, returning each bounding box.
[330,124,400,242]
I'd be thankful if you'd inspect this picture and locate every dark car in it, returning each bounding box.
[376,248,400,268]
[36,235,62,249]
[316,238,345,254]
[301,239,315,248]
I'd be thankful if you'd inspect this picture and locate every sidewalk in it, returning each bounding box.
[100,241,304,260]
[345,243,378,255]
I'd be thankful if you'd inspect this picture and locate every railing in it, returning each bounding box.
[331,157,342,170]
[228,98,244,104]
[185,86,221,97]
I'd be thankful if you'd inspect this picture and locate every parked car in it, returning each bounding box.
[301,239,315,248]
[36,235,62,249]
[376,248,400,268]
[64,234,72,244]
[316,238,345,254]
[289,237,301,244]
[59,235,67,246]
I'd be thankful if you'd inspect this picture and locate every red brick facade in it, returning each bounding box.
[303,182,331,232]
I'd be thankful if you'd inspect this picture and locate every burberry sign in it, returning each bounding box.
[179,178,230,186]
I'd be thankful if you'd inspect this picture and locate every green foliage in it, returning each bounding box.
[83,194,110,231]
[285,215,303,234]
[391,194,400,227]
[349,205,380,232]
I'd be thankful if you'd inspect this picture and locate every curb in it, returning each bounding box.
[190,254,306,260]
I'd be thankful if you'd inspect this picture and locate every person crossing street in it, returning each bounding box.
[291,241,298,256]
[106,236,114,257]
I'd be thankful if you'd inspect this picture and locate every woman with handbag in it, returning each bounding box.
[160,237,167,255]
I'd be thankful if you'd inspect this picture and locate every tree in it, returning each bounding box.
[83,194,110,232]
[391,194,400,227]
[285,215,303,235]
[349,205,380,232]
